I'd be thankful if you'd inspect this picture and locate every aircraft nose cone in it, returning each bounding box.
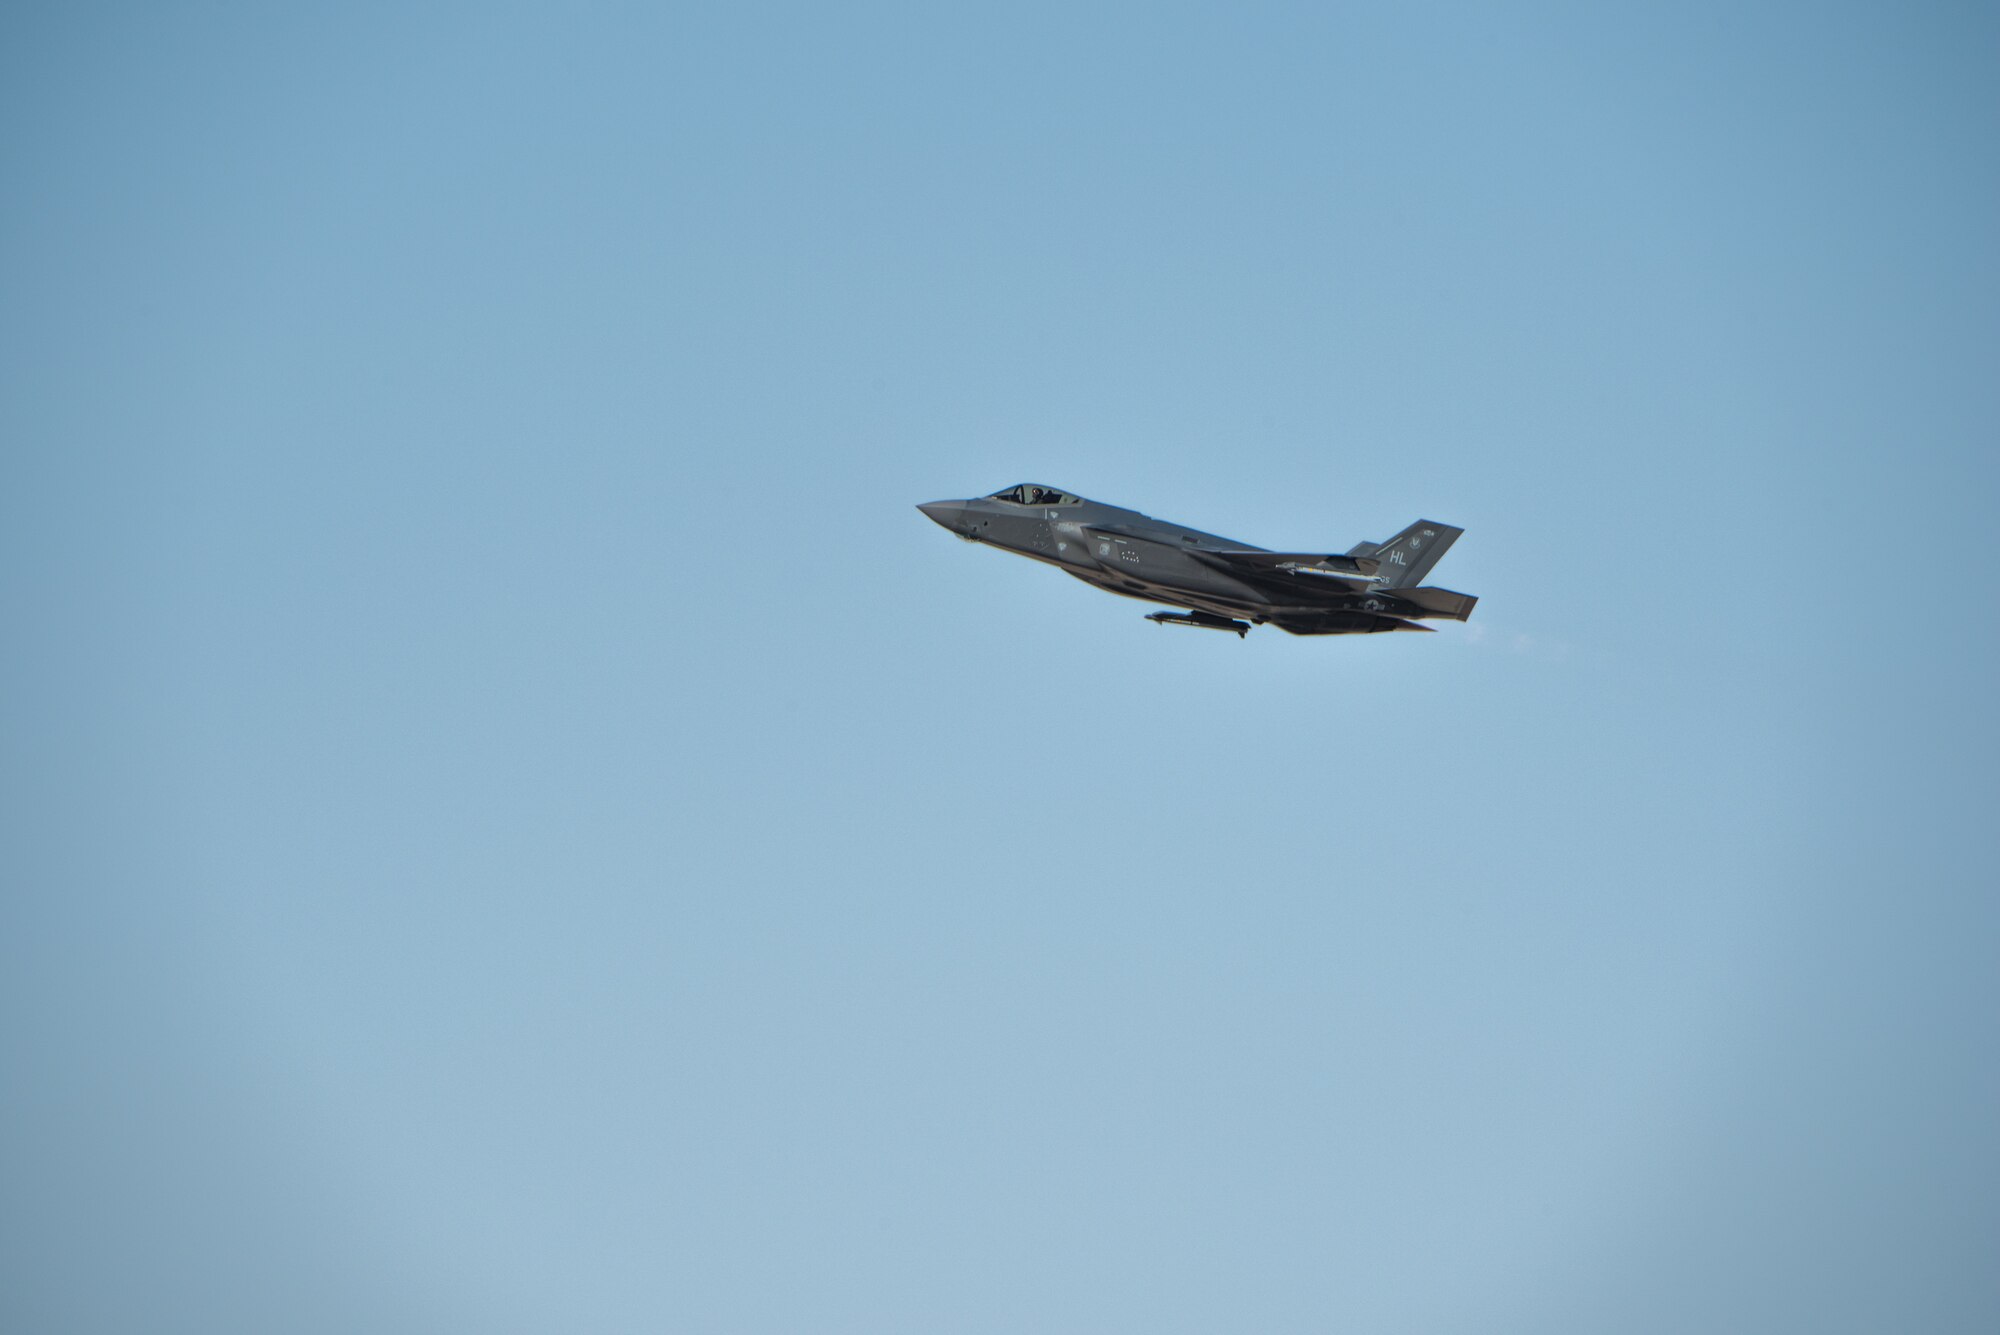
[918,500,967,532]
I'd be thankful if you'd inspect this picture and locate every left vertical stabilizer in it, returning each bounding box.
[1368,521,1461,589]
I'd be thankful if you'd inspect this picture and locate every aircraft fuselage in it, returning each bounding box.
[918,485,1476,637]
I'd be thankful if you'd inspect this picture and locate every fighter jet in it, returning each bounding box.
[918,484,1475,637]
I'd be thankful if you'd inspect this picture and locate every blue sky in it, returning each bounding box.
[4,4,1996,1332]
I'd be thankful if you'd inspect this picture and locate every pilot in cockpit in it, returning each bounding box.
[990,484,1078,506]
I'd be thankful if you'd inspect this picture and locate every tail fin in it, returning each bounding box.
[1366,520,1462,589]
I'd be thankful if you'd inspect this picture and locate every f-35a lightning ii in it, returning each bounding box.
[918,484,1475,637]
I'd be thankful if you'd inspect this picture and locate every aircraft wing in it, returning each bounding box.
[1268,611,1434,635]
[1191,549,1382,589]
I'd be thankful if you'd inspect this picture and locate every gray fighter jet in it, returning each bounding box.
[918,484,1475,637]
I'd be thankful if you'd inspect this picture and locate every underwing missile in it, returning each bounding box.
[1146,611,1251,637]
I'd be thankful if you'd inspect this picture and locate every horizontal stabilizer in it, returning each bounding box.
[1393,586,1478,620]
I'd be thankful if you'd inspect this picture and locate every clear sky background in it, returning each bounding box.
[4,4,1996,1332]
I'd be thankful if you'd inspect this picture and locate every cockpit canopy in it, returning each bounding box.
[990,483,1080,506]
